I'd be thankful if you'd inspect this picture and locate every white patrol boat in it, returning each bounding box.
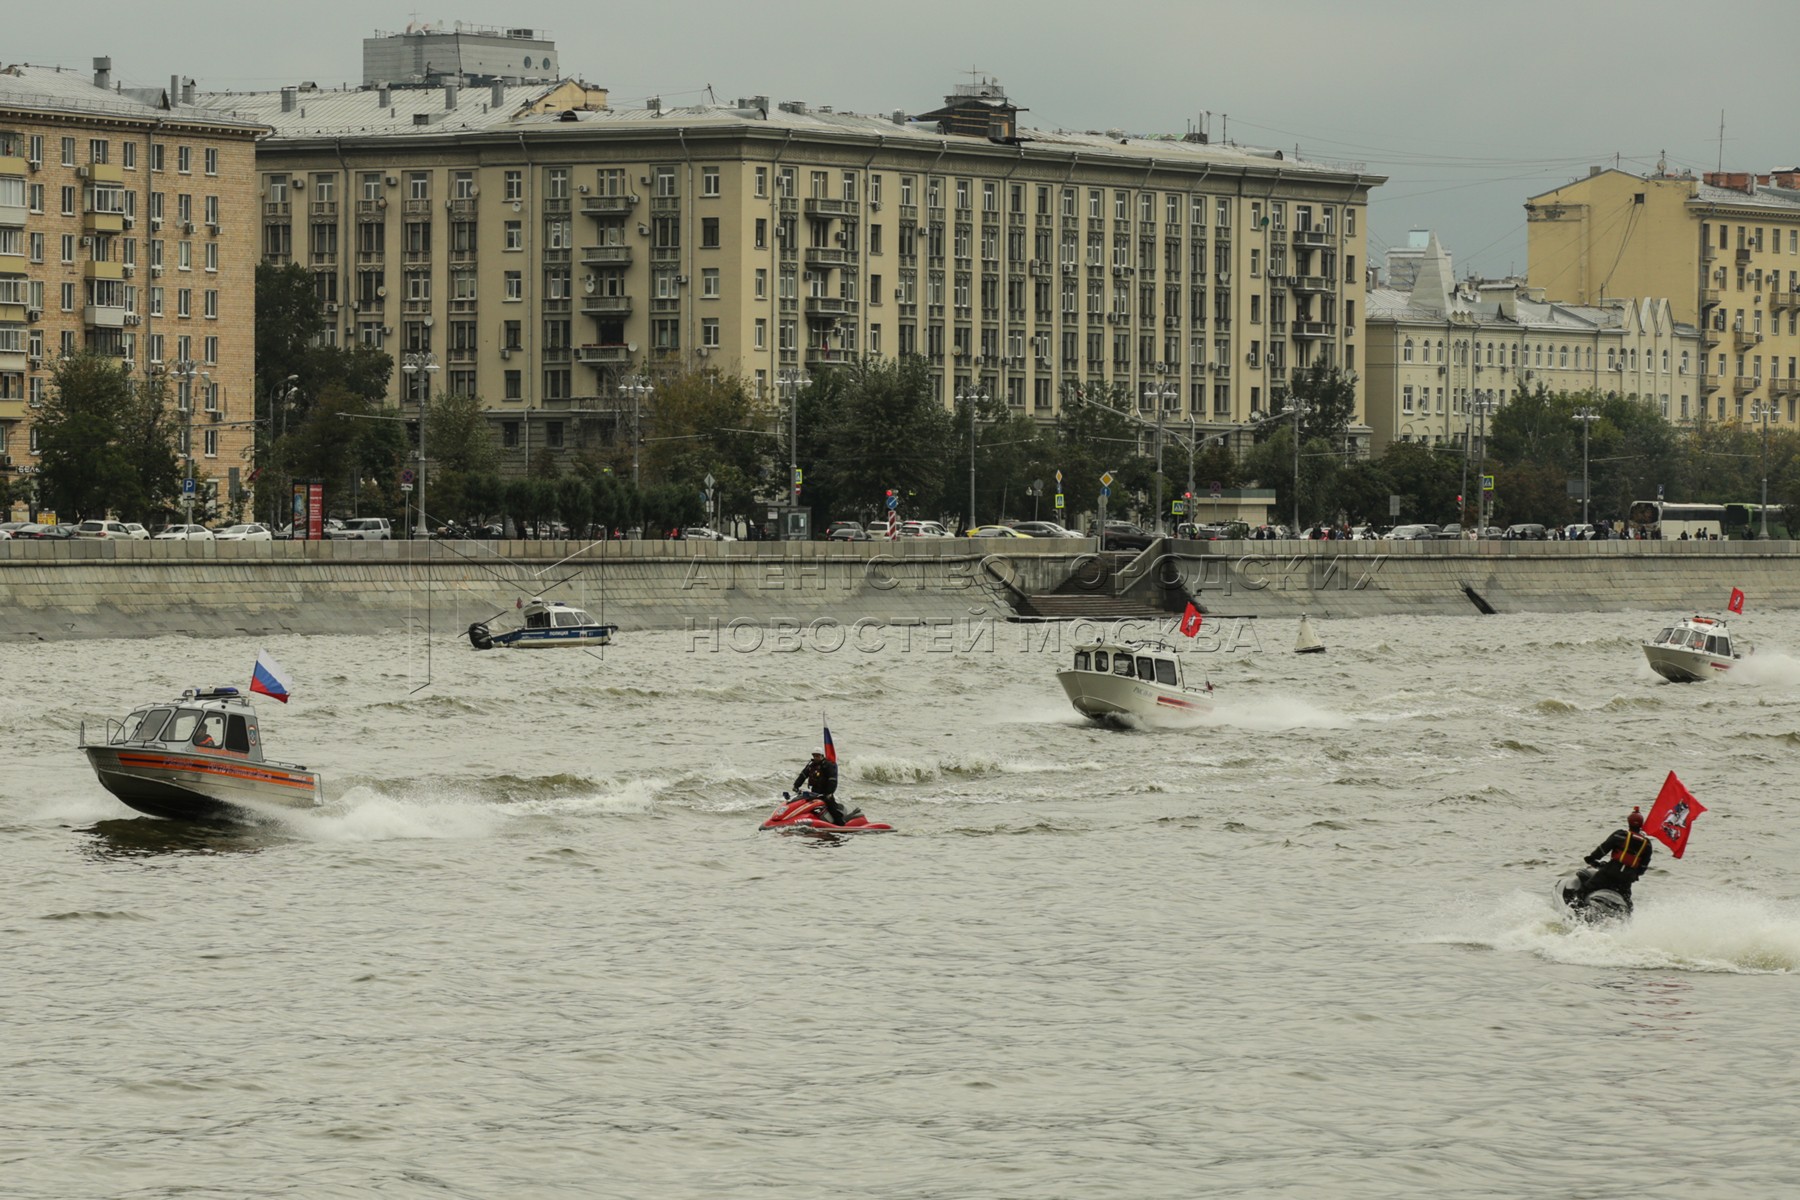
[1642,614,1745,683]
[468,598,618,650]
[80,687,324,821]
[1057,638,1215,728]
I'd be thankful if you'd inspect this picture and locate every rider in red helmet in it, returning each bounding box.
[1580,806,1654,906]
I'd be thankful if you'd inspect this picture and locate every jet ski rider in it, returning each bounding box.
[794,749,846,825]
[1580,806,1654,906]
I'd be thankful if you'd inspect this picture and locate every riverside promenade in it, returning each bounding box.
[0,536,1794,642]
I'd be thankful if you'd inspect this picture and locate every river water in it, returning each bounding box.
[5,609,1799,1199]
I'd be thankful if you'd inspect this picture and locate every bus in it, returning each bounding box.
[1628,500,1774,539]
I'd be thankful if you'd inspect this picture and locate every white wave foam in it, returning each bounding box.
[1727,651,1800,688]
[1203,694,1355,731]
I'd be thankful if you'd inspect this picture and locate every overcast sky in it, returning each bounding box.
[24,0,1800,282]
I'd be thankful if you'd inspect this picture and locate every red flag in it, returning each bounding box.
[1728,588,1745,614]
[1645,771,1706,859]
[1180,602,1204,637]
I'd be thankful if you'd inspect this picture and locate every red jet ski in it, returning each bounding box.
[760,793,893,835]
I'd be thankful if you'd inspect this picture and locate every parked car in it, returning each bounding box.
[215,523,274,541]
[1504,523,1548,540]
[965,524,1032,538]
[1563,523,1596,540]
[898,520,952,538]
[1102,521,1157,551]
[75,520,135,540]
[153,524,214,540]
[333,517,392,541]
[825,521,871,542]
[122,522,152,539]
[0,527,11,539]
[1009,521,1081,538]
[682,527,735,541]
[1437,523,1465,540]
[1384,524,1438,541]
[0,520,27,536]
[19,522,78,540]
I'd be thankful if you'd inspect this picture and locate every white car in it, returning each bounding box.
[75,519,135,540]
[682,527,736,541]
[899,520,952,538]
[215,523,274,542]
[154,524,215,540]
[122,523,151,540]
[333,517,392,540]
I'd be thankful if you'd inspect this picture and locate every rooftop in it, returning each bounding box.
[0,63,264,131]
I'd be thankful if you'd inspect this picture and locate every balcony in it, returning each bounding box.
[580,295,633,317]
[576,344,632,365]
[84,260,125,281]
[580,245,633,267]
[1773,377,1799,397]
[804,247,855,270]
[85,207,126,235]
[1733,375,1758,395]
[84,303,127,328]
[1293,275,1333,293]
[804,197,857,219]
[1292,228,1333,248]
[1292,320,1335,339]
[1734,329,1763,350]
[0,249,25,275]
[357,199,388,219]
[447,198,478,220]
[581,194,639,217]
[263,201,291,219]
[1703,327,1723,348]
[310,201,339,220]
[804,347,847,371]
[1701,288,1721,306]
[1773,292,1799,310]
[804,296,855,319]
[404,199,433,217]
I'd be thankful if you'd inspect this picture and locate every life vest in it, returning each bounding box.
[1612,831,1649,868]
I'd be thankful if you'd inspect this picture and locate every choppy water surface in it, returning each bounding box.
[5,610,1800,1198]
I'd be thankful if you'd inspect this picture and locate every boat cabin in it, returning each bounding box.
[522,599,600,629]
[1649,616,1735,658]
[109,687,265,760]
[1070,640,1190,690]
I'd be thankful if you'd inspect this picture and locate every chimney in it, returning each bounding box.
[181,78,195,105]
[490,80,505,107]
[377,85,391,108]
[281,87,297,113]
[444,82,459,110]
[170,74,181,107]
[93,56,112,90]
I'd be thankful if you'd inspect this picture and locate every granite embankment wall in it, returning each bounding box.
[1,537,1796,642]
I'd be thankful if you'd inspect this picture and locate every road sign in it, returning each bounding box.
[1055,469,1063,485]
[704,473,715,490]
[1481,474,1495,493]
[182,478,196,497]
[1054,493,1065,510]
[401,483,413,493]
[886,494,899,510]
[1099,471,1114,487]
[1171,500,1187,515]
[792,468,803,485]
[1657,483,1665,500]
[1209,481,1222,499]
[401,469,414,485]
[1100,486,1111,500]
[1389,494,1402,517]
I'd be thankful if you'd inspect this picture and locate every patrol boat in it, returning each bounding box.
[1642,614,1744,682]
[1057,638,1215,728]
[79,686,324,821]
[468,598,617,650]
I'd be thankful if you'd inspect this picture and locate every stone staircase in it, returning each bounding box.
[1015,549,1184,621]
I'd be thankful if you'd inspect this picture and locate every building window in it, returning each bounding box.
[204,148,218,175]
[546,421,564,448]
[453,171,476,200]
[701,268,720,298]
[504,170,522,201]
[702,167,720,197]
[702,318,720,348]
[505,221,522,251]
[407,172,429,200]
[505,271,523,301]
[177,146,191,174]
[701,218,720,249]
[547,167,568,199]
[754,167,767,198]
[504,370,522,400]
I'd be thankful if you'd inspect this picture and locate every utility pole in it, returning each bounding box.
[1284,395,1311,535]
[1573,406,1599,525]
[619,374,654,486]
[401,351,439,537]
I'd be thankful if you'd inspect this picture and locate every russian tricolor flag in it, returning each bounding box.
[822,725,837,764]
[250,649,296,704]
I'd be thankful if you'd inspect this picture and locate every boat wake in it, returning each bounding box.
[1726,650,1800,687]
[1426,889,1800,974]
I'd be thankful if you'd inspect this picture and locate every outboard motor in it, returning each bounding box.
[467,622,494,651]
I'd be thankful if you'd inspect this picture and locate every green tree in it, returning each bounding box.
[1279,362,1359,446]
[639,367,778,529]
[32,354,182,522]
[798,356,956,524]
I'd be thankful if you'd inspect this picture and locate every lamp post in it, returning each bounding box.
[618,374,655,485]
[957,379,985,527]
[1149,374,1177,534]
[1751,399,1772,537]
[1283,394,1312,536]
[1573,405,1599,526]
[1471,396,1495,533]
[400,351,439,537]
[776,368,809,511]
[170,358,207,529]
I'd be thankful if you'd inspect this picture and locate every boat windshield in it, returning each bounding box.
[1113,654,1135,677]
[193,712,228,749]
[162,708,202,743]
[118,706,172,744]
[1684,630,1706,649]
[1074,651,1091,671]
[1154,658,1178,686]
[556,609,592,627]
[1093,650,1109,671]
[1652,627,1674,645]
[524,607,550,629]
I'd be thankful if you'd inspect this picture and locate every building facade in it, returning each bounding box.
[201,79,1382,475]
[1366,232,1699,452]
[0,60,263,512]
[1527,166,1800,428]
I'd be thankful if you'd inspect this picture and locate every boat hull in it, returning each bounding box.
[82,745,323,821]
[1642,643,1732,683]
[490,626,616,649]
[1056,669,1212,728]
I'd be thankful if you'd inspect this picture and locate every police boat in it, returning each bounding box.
[468,597,618,650]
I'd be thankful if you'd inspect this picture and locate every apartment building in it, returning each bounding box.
[1366,232,1699,451]
[1527,166,1800,427]
[0,60,263,507]
[202,78,1381,472]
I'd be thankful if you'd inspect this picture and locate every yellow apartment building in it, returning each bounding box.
[1366,231,1699,451]
[1528,166,1800,427]
[199,78,1382,474]
[0,60,263,514]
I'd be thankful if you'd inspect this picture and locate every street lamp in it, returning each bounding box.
[1148,373,1178,534]
[1751,399,1773,537]
[1282,394,1312,536]
[957,379,986,527]
[1471,396,1496,533]
[170,358,207,529]
[400,351,439,537]
[618,374,655,485]
[1573,405,1599,526]
[776,368,809,511]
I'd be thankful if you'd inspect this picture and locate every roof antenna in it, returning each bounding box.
[1717,110,1725,173]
